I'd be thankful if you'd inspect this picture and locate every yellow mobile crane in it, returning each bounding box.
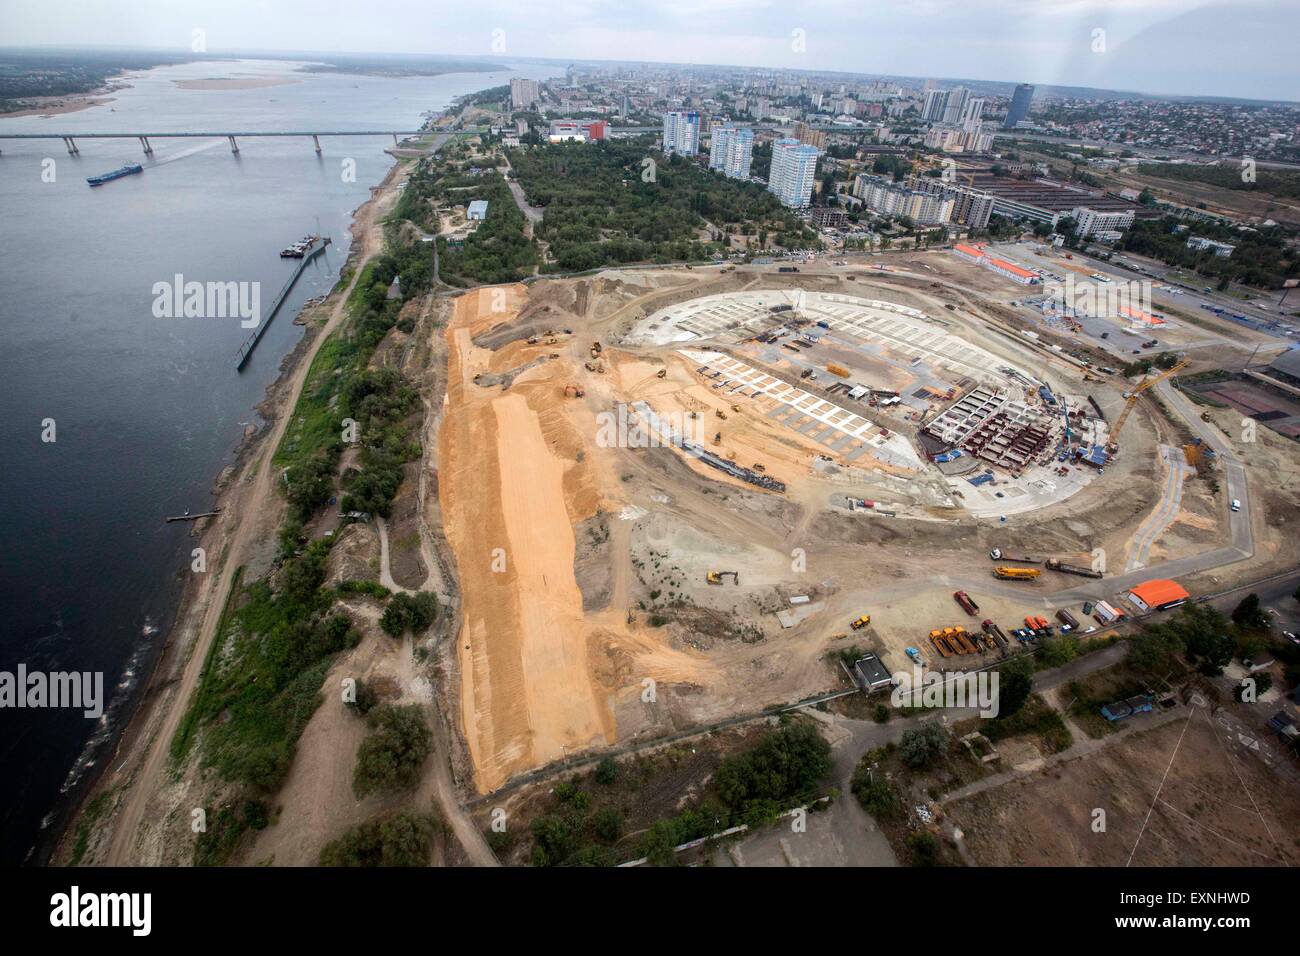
[1107,360,1190,453]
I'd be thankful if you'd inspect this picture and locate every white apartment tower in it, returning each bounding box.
[662,110,701,155]
[709,126,754,180]
[768,138,820,208]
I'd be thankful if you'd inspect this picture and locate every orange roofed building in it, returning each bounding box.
[1127,579,1191,612]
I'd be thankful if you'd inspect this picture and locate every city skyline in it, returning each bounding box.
[2,0,1297,102]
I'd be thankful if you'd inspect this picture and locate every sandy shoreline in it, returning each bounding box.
[173,76,301,91]
[47,158,409,866]
[0,93,117,119]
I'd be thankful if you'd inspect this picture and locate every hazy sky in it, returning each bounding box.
[4,0,1297,100]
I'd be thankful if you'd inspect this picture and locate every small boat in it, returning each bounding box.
[87,164,143,187]
[279,234,318,258]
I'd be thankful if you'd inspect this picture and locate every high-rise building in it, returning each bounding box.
[941,87,970,125]
[922,89,948,122]
[853,174,955,226]
[962,98,986,123]
[709,125,754,180]
[768,138,820,208]
[510,77,540,110]
[794,121,827,149]
[662,111,701,156]
[1004,84,1034,129]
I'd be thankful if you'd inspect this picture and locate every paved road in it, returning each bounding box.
[1125,444,1194,571]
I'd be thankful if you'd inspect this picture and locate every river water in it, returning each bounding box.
[0,56,557,864]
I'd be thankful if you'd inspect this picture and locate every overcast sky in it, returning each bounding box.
[4,0,1296,101]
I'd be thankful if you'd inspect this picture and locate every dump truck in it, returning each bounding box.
[981,620,1010,647]
[953,591,981,616]
[850,615,872,630]
[929,632,954,658]
[948,626,979,654]
[993,566,1042,581]
[1055,609,1081,630]
[1045,558,1103,579]
[706,571,739,585]
[562,384,585,398]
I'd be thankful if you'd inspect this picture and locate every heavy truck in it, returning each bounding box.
[1045,558,1103,579]
[988,548,1040,564]
[953,590,981,616]
[981,620,1010,647]
[993,566,1041,581]
[1055,608,1081,631]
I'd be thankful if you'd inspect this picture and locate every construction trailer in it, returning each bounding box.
[853,654,894,693]
[1046,558,1103,579]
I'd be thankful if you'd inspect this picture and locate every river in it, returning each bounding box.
[0,55,558,864]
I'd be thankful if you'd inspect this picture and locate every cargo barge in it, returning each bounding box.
[86,164,143,187]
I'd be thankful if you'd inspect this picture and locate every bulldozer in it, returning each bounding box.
[656,369,667,379]
[706,570,740,585]
[715,409,727,420]
[850,615,872,630]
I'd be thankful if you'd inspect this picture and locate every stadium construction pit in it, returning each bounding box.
[624,289,1108,518]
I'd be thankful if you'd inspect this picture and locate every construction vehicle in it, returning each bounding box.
[584,361,605,373]
[1200,411,1212,422]
[993,566,1042,581]
[752,463,766,472]
[706,570,740,585]
[1055,608,1080,631]
[981,620,1010,647]
[1107,360,1190,453]
[930,632,955,659]
[1045,558,1103,579]
[947,626,979,654]
[562,384,585,398]
[712,432,722,445]
[988,548,1040,564]
[850,615,872,630]
[826,363,850,378]
[731,404,741,413]
[591,341,602,354]
[656,369,667,379]
[953,591,980,616]
[905,647,925,667]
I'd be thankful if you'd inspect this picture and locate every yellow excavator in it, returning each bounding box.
[707,571,739,585]
[1107,360,1190,453]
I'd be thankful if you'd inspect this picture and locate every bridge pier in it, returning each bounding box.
[228,135,239,154]
[138,136,153,156]
[312,134,321,154]
[63,137,79,155]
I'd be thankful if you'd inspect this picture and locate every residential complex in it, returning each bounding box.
[767,138,820,208]
[662,110,701,156]
[709,124,755,180]
[852,173,955,225]
[510,77,540,110]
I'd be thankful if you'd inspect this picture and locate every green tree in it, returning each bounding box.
[995,659,1034,719]
[899,722,948,768]
[353,704,432,797]
[1231,593,1270,630]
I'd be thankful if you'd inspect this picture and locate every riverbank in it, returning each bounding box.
[50,158,408,866]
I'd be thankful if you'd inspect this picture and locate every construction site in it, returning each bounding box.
[433,251,1296,806]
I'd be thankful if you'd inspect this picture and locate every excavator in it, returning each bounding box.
[850,614,872,630]
[706,570,740,585]
[1107,359,1190,454]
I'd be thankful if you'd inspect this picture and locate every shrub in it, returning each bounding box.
[352,704,432,797]
[899,723,948,769]
[379,590,439,637]
[320,811,437,867]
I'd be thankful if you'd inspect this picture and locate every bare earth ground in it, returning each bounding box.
[946,706,1300,866]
